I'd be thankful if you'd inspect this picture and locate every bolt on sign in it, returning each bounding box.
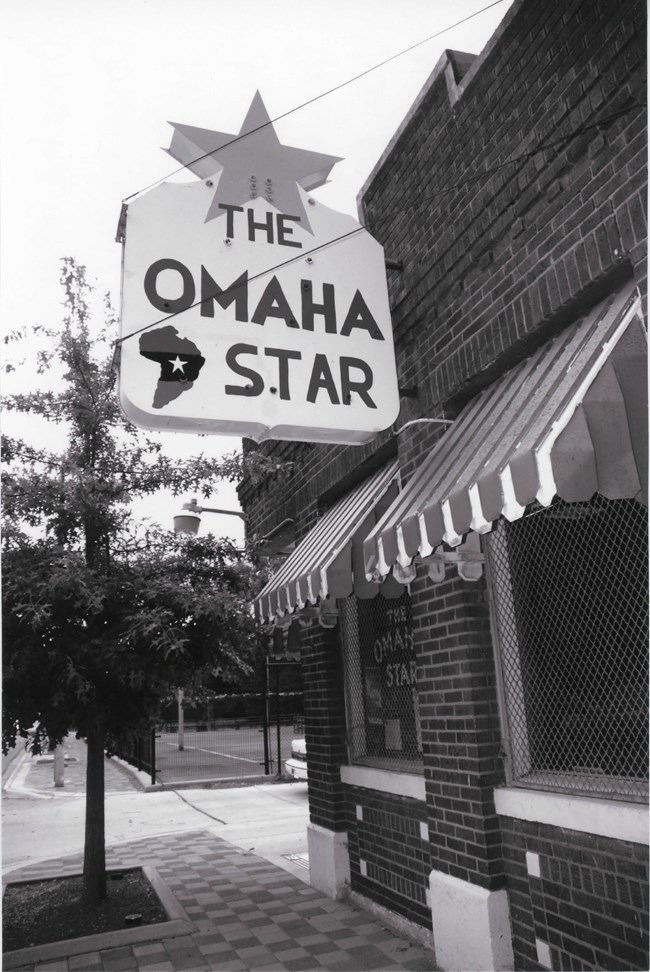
[117,92,399,444]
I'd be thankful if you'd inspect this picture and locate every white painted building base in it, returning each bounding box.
[429,868,514,971]
[307,823,351,899]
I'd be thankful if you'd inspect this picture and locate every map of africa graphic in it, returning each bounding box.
[139,326,206,408]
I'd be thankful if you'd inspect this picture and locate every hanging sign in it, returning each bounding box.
[118,92,399,444]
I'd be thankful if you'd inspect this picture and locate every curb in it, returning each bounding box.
[1,748,63,801]
[2,864,194,969]
[1,743,28,788]
[1,747,29,793]
[110,754,155,790]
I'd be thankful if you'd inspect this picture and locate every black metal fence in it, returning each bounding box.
[154,714,299,784]
[114,730,157,784]
[116,682,304,786]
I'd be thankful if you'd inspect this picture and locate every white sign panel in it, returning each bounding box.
[118,93,399,444]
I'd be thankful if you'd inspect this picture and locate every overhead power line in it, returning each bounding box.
[115,102,644,348]
[127,0,510,201]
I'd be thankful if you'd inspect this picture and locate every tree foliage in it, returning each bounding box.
[1,258,270,901]
[2,529,258,757]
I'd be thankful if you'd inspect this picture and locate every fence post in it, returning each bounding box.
[151,728,156,786]
[275,664,282,777]
[177,688,185,751]
[262,655,271,774]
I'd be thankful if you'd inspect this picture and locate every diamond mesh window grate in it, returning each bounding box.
[487,495,648,802]
[340,591,423,773]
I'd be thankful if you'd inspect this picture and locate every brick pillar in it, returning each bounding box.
[301,621,348,829]
[413,568,513,970]
[301,619,351,897]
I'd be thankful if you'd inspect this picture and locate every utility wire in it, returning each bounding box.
[127,0,510,201]
[115,101,644,348]
[116,224,368,345]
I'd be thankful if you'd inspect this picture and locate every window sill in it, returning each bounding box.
[494,785,649,845]
[502,770,647,803]
[340,764,425,800]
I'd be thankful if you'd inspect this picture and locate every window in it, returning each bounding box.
[487,495,648,802]
[340,591,423,772]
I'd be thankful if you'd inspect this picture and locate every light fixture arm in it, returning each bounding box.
[182,498,246,520]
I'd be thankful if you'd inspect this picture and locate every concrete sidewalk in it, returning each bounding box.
[2,739,438,971]
[3,735,311,880]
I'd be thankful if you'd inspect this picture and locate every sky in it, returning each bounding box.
[1,0,514,543]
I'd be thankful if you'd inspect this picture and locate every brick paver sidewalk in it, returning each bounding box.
[4,830,437,971]
[15,733,143,796]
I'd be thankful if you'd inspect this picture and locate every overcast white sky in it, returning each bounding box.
[1,0,513,542]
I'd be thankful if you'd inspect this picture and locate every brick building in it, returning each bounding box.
[241,1,648,968]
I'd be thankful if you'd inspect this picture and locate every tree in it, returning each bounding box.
[1,258,272,903]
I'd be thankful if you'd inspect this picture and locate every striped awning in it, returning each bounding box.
[257,460,402,621]
[364,284,647,579]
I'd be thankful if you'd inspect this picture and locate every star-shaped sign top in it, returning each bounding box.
[166,92,342,233]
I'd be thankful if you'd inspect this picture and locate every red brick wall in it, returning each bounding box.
[345,787,431,927]
[242,0,647,513]
[299,623,348,833]
[240,0,648,957]
[502,817,649,970]
[361,0,646,435]
[412,567,504,889]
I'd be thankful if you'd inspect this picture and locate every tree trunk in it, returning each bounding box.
[83,709,106,904]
